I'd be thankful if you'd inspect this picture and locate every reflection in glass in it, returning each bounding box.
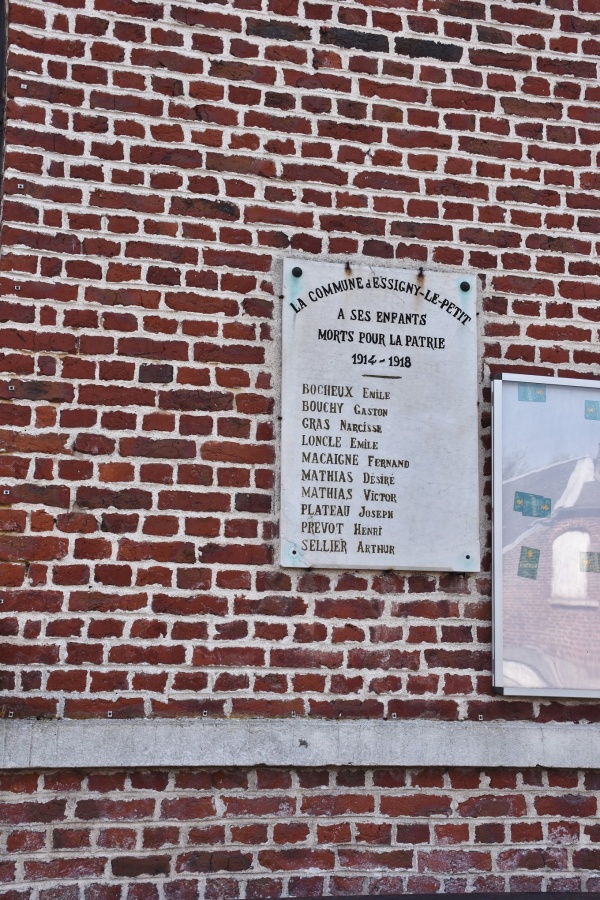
[495,376,600,696]
[551,530,589,605]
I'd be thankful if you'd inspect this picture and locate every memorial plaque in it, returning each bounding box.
[280,260,480,572]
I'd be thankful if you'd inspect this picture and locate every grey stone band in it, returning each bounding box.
[1,718,596,770]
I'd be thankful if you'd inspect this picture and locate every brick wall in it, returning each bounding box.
[3,765,600,897]
[1,0,600,893]
[1,0,599,725]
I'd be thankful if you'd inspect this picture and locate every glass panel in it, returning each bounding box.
[494,376,600,696]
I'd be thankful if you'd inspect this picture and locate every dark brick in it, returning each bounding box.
[139,364,173,383]
[77,487,152,510]
[111,856,170,877]
[170,197,239,221]
[0,380,74,403]
[176,850,252,873]
[158,390,233,412]
[395,37,462,61]
[321,26,389,53]
[247,19,310,41]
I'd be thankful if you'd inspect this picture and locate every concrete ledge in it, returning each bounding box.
[1,718,599,770]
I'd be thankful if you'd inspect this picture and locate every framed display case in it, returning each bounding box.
[492,373,600,697]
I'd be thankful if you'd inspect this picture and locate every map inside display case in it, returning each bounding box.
[492,373,600,697]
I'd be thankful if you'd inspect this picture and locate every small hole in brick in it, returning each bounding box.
[107,711,112,718]
[202,710,207,717]
[8,711,14,718]
[478,715,483,721]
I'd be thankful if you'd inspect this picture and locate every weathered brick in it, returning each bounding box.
[320,27,388,53]
[395,37,462,61]
[0,4,599,861]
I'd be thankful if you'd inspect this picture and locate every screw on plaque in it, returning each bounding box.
[292,266,303,278]
[460,281,470,292]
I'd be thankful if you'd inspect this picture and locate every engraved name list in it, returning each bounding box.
[280,260,480,572]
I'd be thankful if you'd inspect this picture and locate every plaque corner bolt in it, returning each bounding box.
[291,266,303,278]
[460,281,470,292]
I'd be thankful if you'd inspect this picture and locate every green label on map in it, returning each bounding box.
[518,546,540,579]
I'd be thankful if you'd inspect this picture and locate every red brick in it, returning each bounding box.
[160,798,216,820]
[458,795,527,817]
[381,793,452,817]
[420,849,492,872]
[339,848,413,869]
[535,795,596,818]
[258,849,335,871]
[497,847,567,871]
[1,0,599,820]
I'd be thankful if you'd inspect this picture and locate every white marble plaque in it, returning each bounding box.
[280,260,480,572]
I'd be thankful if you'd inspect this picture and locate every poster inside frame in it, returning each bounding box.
[492,373,600,698]
[280,259,480,572]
